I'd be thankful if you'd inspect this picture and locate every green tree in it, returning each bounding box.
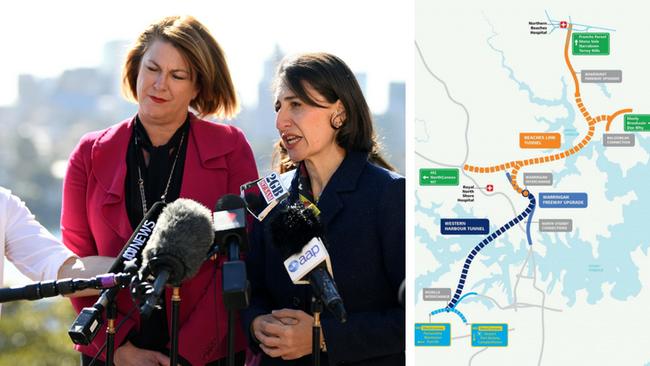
[0,299,78,365]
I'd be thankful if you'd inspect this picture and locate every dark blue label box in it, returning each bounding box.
[441,218,490,235]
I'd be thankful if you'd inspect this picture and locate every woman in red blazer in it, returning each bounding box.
[61,16,257,366]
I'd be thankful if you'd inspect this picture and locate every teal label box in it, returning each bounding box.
[415,323,451,346]
[471,323,508,347]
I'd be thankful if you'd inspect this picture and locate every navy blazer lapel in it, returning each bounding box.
[318,151,367,228]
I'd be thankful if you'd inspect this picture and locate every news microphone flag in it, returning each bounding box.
[257,172,288,205]
[283,237,334,285]
[240,172,289,221]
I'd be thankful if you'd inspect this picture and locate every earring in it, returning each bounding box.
[330,112,344,129]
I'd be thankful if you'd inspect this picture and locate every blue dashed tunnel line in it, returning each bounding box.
[446,191,536,309]
[430,307,468,324]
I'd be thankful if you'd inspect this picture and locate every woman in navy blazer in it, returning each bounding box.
[243,53,405,366]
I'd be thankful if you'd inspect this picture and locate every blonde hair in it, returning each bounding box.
[122,15,239,118]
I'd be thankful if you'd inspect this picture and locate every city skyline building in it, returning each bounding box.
[1,40,404,232]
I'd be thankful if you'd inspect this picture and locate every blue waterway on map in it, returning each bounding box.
[416,155,650,306]
[487,27,650,305]
[597,83,612,98]
[487,25,582,149]
[416,26,650,309]
[415,192,529,307]
[487,31,566,109]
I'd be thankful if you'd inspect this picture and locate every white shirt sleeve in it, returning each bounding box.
[2,187,77,281]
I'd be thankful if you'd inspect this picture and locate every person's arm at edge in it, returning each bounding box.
[57,255,115,297]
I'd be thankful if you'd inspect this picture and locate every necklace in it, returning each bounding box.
[136,132,185,215]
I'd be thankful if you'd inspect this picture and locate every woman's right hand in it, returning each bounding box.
[251,313,301,359]
[252,314,282,347]
[114,341,172,366]
[251,313,298,342]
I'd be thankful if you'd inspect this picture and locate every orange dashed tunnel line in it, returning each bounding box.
[590,115,608,126]
[462,24,633,197]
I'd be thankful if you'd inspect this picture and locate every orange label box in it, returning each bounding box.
[519,133,561,149]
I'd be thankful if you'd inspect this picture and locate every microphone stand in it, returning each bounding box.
[106,301,117,365]
[213,195,251,366]
[225,245,240,366]
[135,268,181,366]
[221,244,250,366]
[170,287,181,366]
[228,303,236,366]
[311,296,323,366]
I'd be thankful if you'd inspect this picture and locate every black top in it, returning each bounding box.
[124,114,189,354]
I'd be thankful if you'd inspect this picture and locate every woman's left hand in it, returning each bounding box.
[257,308,321,360]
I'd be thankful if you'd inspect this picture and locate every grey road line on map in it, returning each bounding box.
[467,328,516,366]
[415,150,527,237]
[468,347,488,366]
[452,333,473,340]
[487,190,546,365]
[415,38,532,237]
[454,327,515,341]
[512,246,533,312]
[473,293,562,313]
[530,249,547,366]
[517,275,534,279]
[511,245,548,365]
[415,40,470,165]
[461,169,529,236]
[416,34,543,364]
[414,151,461,168]
[545,11,616,33]
[501,303,561,312]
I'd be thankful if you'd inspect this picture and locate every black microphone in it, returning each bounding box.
[68,201,166,345]
[213,194,250,310]
[138,198,215,318]
[0,273,132,304]
[214,194,248,257]
[270,203,347,323]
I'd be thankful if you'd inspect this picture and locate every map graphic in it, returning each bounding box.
[414,3,650,365]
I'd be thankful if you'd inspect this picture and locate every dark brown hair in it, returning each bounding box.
[122,15,238,118]
[272,52,394,173]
